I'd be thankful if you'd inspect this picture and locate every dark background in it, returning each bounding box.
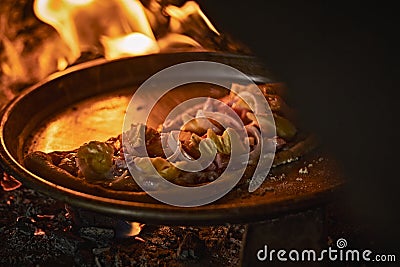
[199,0,399,249]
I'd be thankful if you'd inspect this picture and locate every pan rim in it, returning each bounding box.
[0,52,344,224]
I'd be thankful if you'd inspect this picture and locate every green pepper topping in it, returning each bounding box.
[76,141,114,182]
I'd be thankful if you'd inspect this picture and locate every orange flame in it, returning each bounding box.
[101,33,159,59]
[34,0,157,61]
[165,1,219,36]
[125,222,145,237]
[33,0,219,62]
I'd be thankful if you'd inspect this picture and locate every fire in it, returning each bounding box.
[33,0,220,63]
[0,173,22,191]
[165,1,220,36]
[64,0,94,5]
[116,221,145,239]
[126,222,145,237]
[101,33,159,60]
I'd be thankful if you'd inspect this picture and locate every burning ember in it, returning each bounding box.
[127,222,145,236]
[1,173,22,191]
[34,0,222,62]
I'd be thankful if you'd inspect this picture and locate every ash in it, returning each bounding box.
[0,186,244,266]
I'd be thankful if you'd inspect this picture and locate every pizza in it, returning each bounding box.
[23,83,318,201]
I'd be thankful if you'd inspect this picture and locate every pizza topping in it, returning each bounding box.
[230,83,270,115]
[145,127,164,157]
[246,112,275,138]
[76,141,114,182]
[273,136,287,150]
[181,111,222,136]
[231,91,254,112]
[179,132,202,159]
[133,157,180,181]
[23,82,318,193]
[273,114,297,141]
[106,170,141,191]
[123,123,146,157]
[151,157,180,181]
[58,156,78,177]
[117,83,296,186]
[123,124,164,157]
[206,128,248,156]
[214,153,230,169]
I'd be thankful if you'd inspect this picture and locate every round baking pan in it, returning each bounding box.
[0,52,344,225]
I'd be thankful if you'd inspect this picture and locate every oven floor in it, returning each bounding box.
[0,185,381,267]
[0,186,244,266]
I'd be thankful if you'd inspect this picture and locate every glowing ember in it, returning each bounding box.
[125,222,145,237]
[1,173,22,191]
[33,0,220,62]
[135,236,145,242]
[36,214,56,219]
[34,228,46,236]
[114,221,145,239]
